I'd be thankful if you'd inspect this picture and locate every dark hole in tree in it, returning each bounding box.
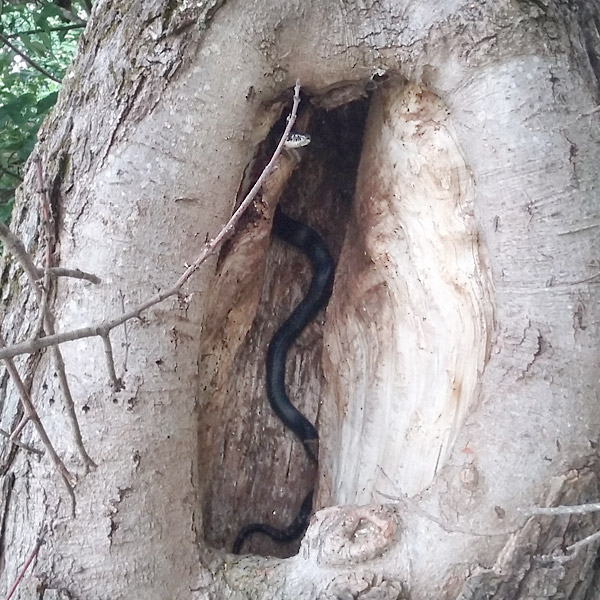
[201,91,370,558]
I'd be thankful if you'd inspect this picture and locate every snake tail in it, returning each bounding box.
[232,491,314,554]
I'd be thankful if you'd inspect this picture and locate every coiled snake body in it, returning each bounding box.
[233,205,334,554]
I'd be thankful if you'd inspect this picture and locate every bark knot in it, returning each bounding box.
[300,504,399,567]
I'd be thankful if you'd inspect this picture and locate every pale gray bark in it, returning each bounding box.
[0,0,599,599]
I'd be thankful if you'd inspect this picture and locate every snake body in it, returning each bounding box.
[233,205,334,553]
[266,206,334,461]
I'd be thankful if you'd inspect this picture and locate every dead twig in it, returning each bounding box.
[118,290,130,371]
[0,79,303,363]
[577,105,600,119]
[9,414,29,440]
[34,158,96,471]
[0,221,42,290]
[171,79,302,289]
[0,333,75,506]
[42,267,101,283]
[520,502,600,517]
[0,80,304,499]
[0,33,61,83]
[535,528,600,564]
[50,332,97,471]
[521,501,600,562]
[4,527,46,600]
[376,467,519,537]
[0,429,44,456]
[562,528,600,559]
[101,333,120,390]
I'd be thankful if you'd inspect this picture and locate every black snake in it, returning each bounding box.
[233,205,334,554]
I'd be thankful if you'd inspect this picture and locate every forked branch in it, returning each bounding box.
[0,80,303,365]
[0,81,304,499]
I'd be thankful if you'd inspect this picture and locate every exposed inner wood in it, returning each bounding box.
[198,100,366,557]
[318,82,495,508]
[199,81,496,557]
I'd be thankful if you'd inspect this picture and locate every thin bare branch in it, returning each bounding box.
[0,429,44,456]
[118,290,130,370]
[33,159,96,471]
[525,503,600,564]
[0,181,46,342]
[0,221,42,291]
[4,527,46,600]
[0,209,46,341]
[0,225,100,285]
[31,260,50,340]
[0,333,75,502]
[537,528,600,565]
[5,23,84,39]
[376,467,519,537]
[43,267,101,284]
[0,33,61,83]
[9,414,29,440]
[34,158,56,253]
[172,78,303,289]
[0,322,125,359]
[101,333,121,390]
[520,503,600,517]
[0,80,304,363]
[577,105,600,119]
[566,271,600,285]
[564,528,600,558]
[51,338,97,471]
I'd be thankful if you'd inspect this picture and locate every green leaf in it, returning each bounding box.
[38,32,54,53]
[0,199,14,224]
[0,4,21,16]
[36,91,58,114]
[2,102,33,126]
[19,34,49,57]
[3,92,37,111]
[0,0,87,222]
[17,130,39,160]
[36,3,68,25]
[0,52,12,72]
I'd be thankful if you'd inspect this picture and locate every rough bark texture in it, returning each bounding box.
[0,0,599,598]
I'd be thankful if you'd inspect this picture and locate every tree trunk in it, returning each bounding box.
[1,0,599,598]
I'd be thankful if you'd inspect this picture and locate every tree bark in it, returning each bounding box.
[1,0,599,598]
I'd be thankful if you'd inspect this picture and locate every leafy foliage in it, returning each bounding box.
[0,0,91,223]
